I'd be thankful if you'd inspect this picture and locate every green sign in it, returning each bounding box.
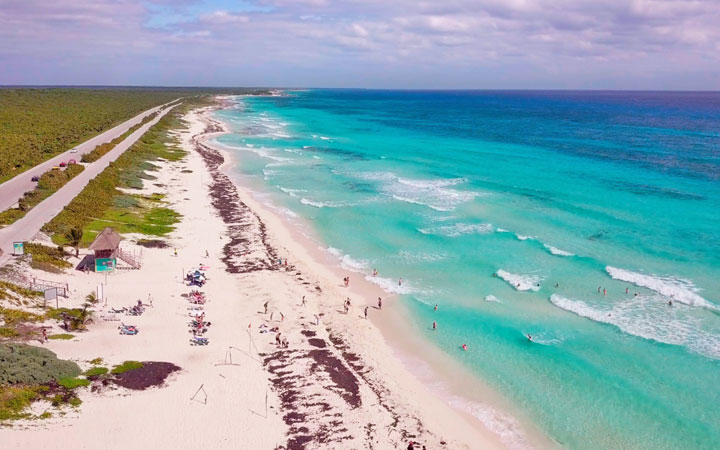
[13,242,24,255]
[95,257,116,272]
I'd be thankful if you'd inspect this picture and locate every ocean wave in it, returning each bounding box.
[606,266,717,310]
[418,223,494,237]
[394,250,447,264]
[496,228,510,233]
[365,275,417,295]
[326,247,370,271]
[484,295,502,303]
[353,171,479,212]
[496,270,542,291]
[543,244,574,257]
[447,396,532,450]
[300,198,348,208]
[549,294,720,359]
[515,234,535,241]
[277,186,306,197]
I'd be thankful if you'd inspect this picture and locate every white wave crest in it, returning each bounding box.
[496,270,542,291]
[516,234,535,241]
[484,295,502,303]
[549,294,720,359]
[326,247,369,271]
[418,223,494,237]
[447,396,532,450]
[606,266,717,310]
[543,244,574,257]
[277,186,306,197]
[354,171,479,212]
[365,275,417,295]
[300,198,346,208]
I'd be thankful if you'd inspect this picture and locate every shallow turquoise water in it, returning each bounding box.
[213,90,720,449]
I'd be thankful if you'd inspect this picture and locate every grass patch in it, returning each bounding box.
[84,367,108,377]
[89,357,103,365]
[0,327,19,338]
[25,243,71,272]
[0,306,44,326]
[0,385,45,421]
[57,377,90,390]
[0,281,43,299]
[48,333,74,340]
[110,361,143,375]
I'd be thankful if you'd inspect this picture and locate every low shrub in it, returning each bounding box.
[0,343,81,385]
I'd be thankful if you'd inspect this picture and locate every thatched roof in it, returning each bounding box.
[89,227,122,251]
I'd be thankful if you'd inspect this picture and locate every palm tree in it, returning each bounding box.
[85,292,98,305]
[65,227,83,258]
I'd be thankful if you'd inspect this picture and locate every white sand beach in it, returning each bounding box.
[0,102,507,449]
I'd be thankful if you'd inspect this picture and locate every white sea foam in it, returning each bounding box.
[516,234,535,241]
[365,275,417,295]
[484,295,503,303]
[496,228,510,233]
[550,294,720,359]
[418,223,494,237]
[277,186,306,197]
[327,247,370,271]
[300,198,346,208]
[447,396,532,450]
[543,244,574,257]
[394,250,447,263]
[606,266,717,310]
[496,270,542,291]
[320,136,332,140]
[354,171,479,212]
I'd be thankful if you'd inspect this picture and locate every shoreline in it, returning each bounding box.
[200,100,554,449]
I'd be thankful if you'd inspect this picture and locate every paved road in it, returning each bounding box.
[0,104,178,266]
[0,99,179,212]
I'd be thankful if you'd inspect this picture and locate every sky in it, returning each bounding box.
[1,0,719,89]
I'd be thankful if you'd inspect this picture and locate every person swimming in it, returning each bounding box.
[462,343,468,351]
[432,321,437,330]
[527,334,532,342]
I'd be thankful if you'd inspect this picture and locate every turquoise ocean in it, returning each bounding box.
[212,90,720,449]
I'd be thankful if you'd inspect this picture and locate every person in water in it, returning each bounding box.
[626,287,629,294]
[434,304,438,311]
[462,344,468,351]
[527,334,532,342]
[432,321,437,330]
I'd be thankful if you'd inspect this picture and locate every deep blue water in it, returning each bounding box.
[214,90,720,450]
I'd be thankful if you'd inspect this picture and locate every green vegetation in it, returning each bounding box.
[0,281,42,302]
[0,164,84,226]
[0,89,185,183]
[84,367,108,377]
[65,227,83,257]
[57,377,90,390]
[0,306,44,326]
[45,307,93,331]
[80,111,157,163]
[47,334,74,340]
[0,343,81,385]
[89,357,103,365]
[24,243,72,273]
[42,101,208,245]
[111,361,143,375]
[0,384,47,421]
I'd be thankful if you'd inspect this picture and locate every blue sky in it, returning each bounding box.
[1,0,719,89]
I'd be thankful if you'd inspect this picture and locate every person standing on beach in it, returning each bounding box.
[263,301,269,314]
[364,306,369,319]
[301,296,306,306]
[377,297,382,309]
[174,248,178,257]
[41,328,48,342]
[432,321,436,330]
